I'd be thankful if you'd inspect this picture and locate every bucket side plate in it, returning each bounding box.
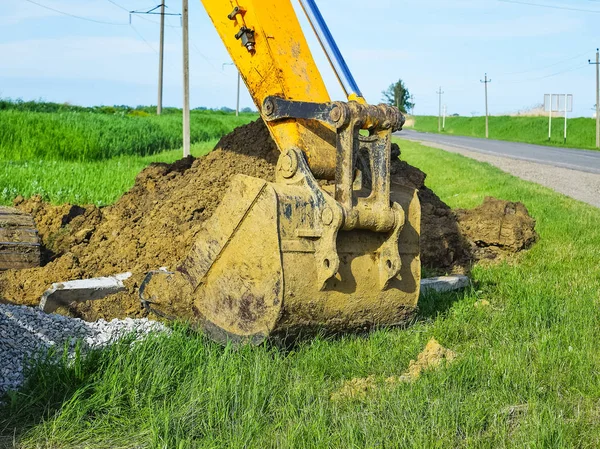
[178,175,284,345]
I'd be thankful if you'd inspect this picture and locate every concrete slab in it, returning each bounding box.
[420,275,470,294]
[39,272,132,313]
[37,272,469,314]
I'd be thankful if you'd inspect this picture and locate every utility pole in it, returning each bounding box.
[182,0,190,156]
[589,48,600,149]
[480,73,492,138]
[157,0,165,115]
[436,87,444,132]
[222,62,240,115]
[129,4,181,116]
[442,104,447,130]
[236,72,240,116]
[564,94,568,144]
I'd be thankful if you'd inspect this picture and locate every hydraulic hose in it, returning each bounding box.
[298,0,363,101]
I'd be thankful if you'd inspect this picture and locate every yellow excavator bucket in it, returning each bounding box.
[142,101,420,344]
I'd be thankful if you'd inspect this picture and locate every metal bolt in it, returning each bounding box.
[264,99,274,116]
[321,207,333,225]
[279,150,297,178]
[281,154,292,171]
[329,106,341,122]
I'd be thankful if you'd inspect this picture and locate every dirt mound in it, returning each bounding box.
[1,120,278,314]
[455,197,538,260]
[12,196,102,263]
[0,119,534,319]
[393,337,457,382]
[330,338,456,401]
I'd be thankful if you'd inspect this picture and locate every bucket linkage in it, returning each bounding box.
[141,99,420,344]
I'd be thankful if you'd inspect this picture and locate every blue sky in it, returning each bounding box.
[1,0,598,117]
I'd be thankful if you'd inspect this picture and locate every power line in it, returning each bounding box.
[501,49,596,76]
[130,4,181,28]
[23,0,127,25]
[129,23,158,53]
[498,0,600,14]
[105,0,129,12]
[501,62,589,84]
[105,0,173,26]
[172,25,219,71]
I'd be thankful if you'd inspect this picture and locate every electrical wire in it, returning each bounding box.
[498,0,600,13]
[23,0,127,25]
[171,24,220,72]
[129,23,158,53]
[500,49,597,76]
[104,0,129,12]
[501,62,589,84]
[106,0,181,27]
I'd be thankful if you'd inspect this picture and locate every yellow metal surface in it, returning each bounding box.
[200,0,337,176]
[178,175,284,342]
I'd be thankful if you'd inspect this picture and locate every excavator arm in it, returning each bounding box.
[202,0,336,177]
[144,0,421,344]
[201,0,371,178]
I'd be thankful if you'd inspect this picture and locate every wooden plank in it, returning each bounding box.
[0,251,40,270]
[0,206,36,228]
[0,228,39,244]
[0,206,41,270]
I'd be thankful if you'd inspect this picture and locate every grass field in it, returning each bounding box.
[0,102,255,161]
[0,102,256,206]
[0,141,216,206]
[410,115,598,150]
[2,139,600,448]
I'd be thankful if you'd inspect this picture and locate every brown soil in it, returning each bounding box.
[389,337,457,382]
[455,196,538,261]
[0,120,278,315]
[330,338,456,401]
[0,119,534,320]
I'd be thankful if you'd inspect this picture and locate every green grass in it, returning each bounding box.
[410,115,598,150]
[0,109,255,161]
[0,141,216,206]
[3,139,600,447]
[0,97,241,116]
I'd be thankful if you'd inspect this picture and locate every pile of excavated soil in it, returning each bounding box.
[455,196,538,261]
[0,119,536,321]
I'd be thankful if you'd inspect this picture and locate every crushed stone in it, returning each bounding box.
[0,304,167,396]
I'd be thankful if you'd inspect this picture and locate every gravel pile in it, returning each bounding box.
[0,304,168,396]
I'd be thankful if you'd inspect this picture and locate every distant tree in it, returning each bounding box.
[381,79,414,113]
[220,106,234,113]
[241,107,254,113]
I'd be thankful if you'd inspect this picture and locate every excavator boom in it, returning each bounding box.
[201,0,337,177]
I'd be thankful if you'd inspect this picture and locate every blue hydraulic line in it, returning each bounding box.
[298,0,363,99]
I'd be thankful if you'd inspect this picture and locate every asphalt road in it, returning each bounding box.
[395,129,600,175]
